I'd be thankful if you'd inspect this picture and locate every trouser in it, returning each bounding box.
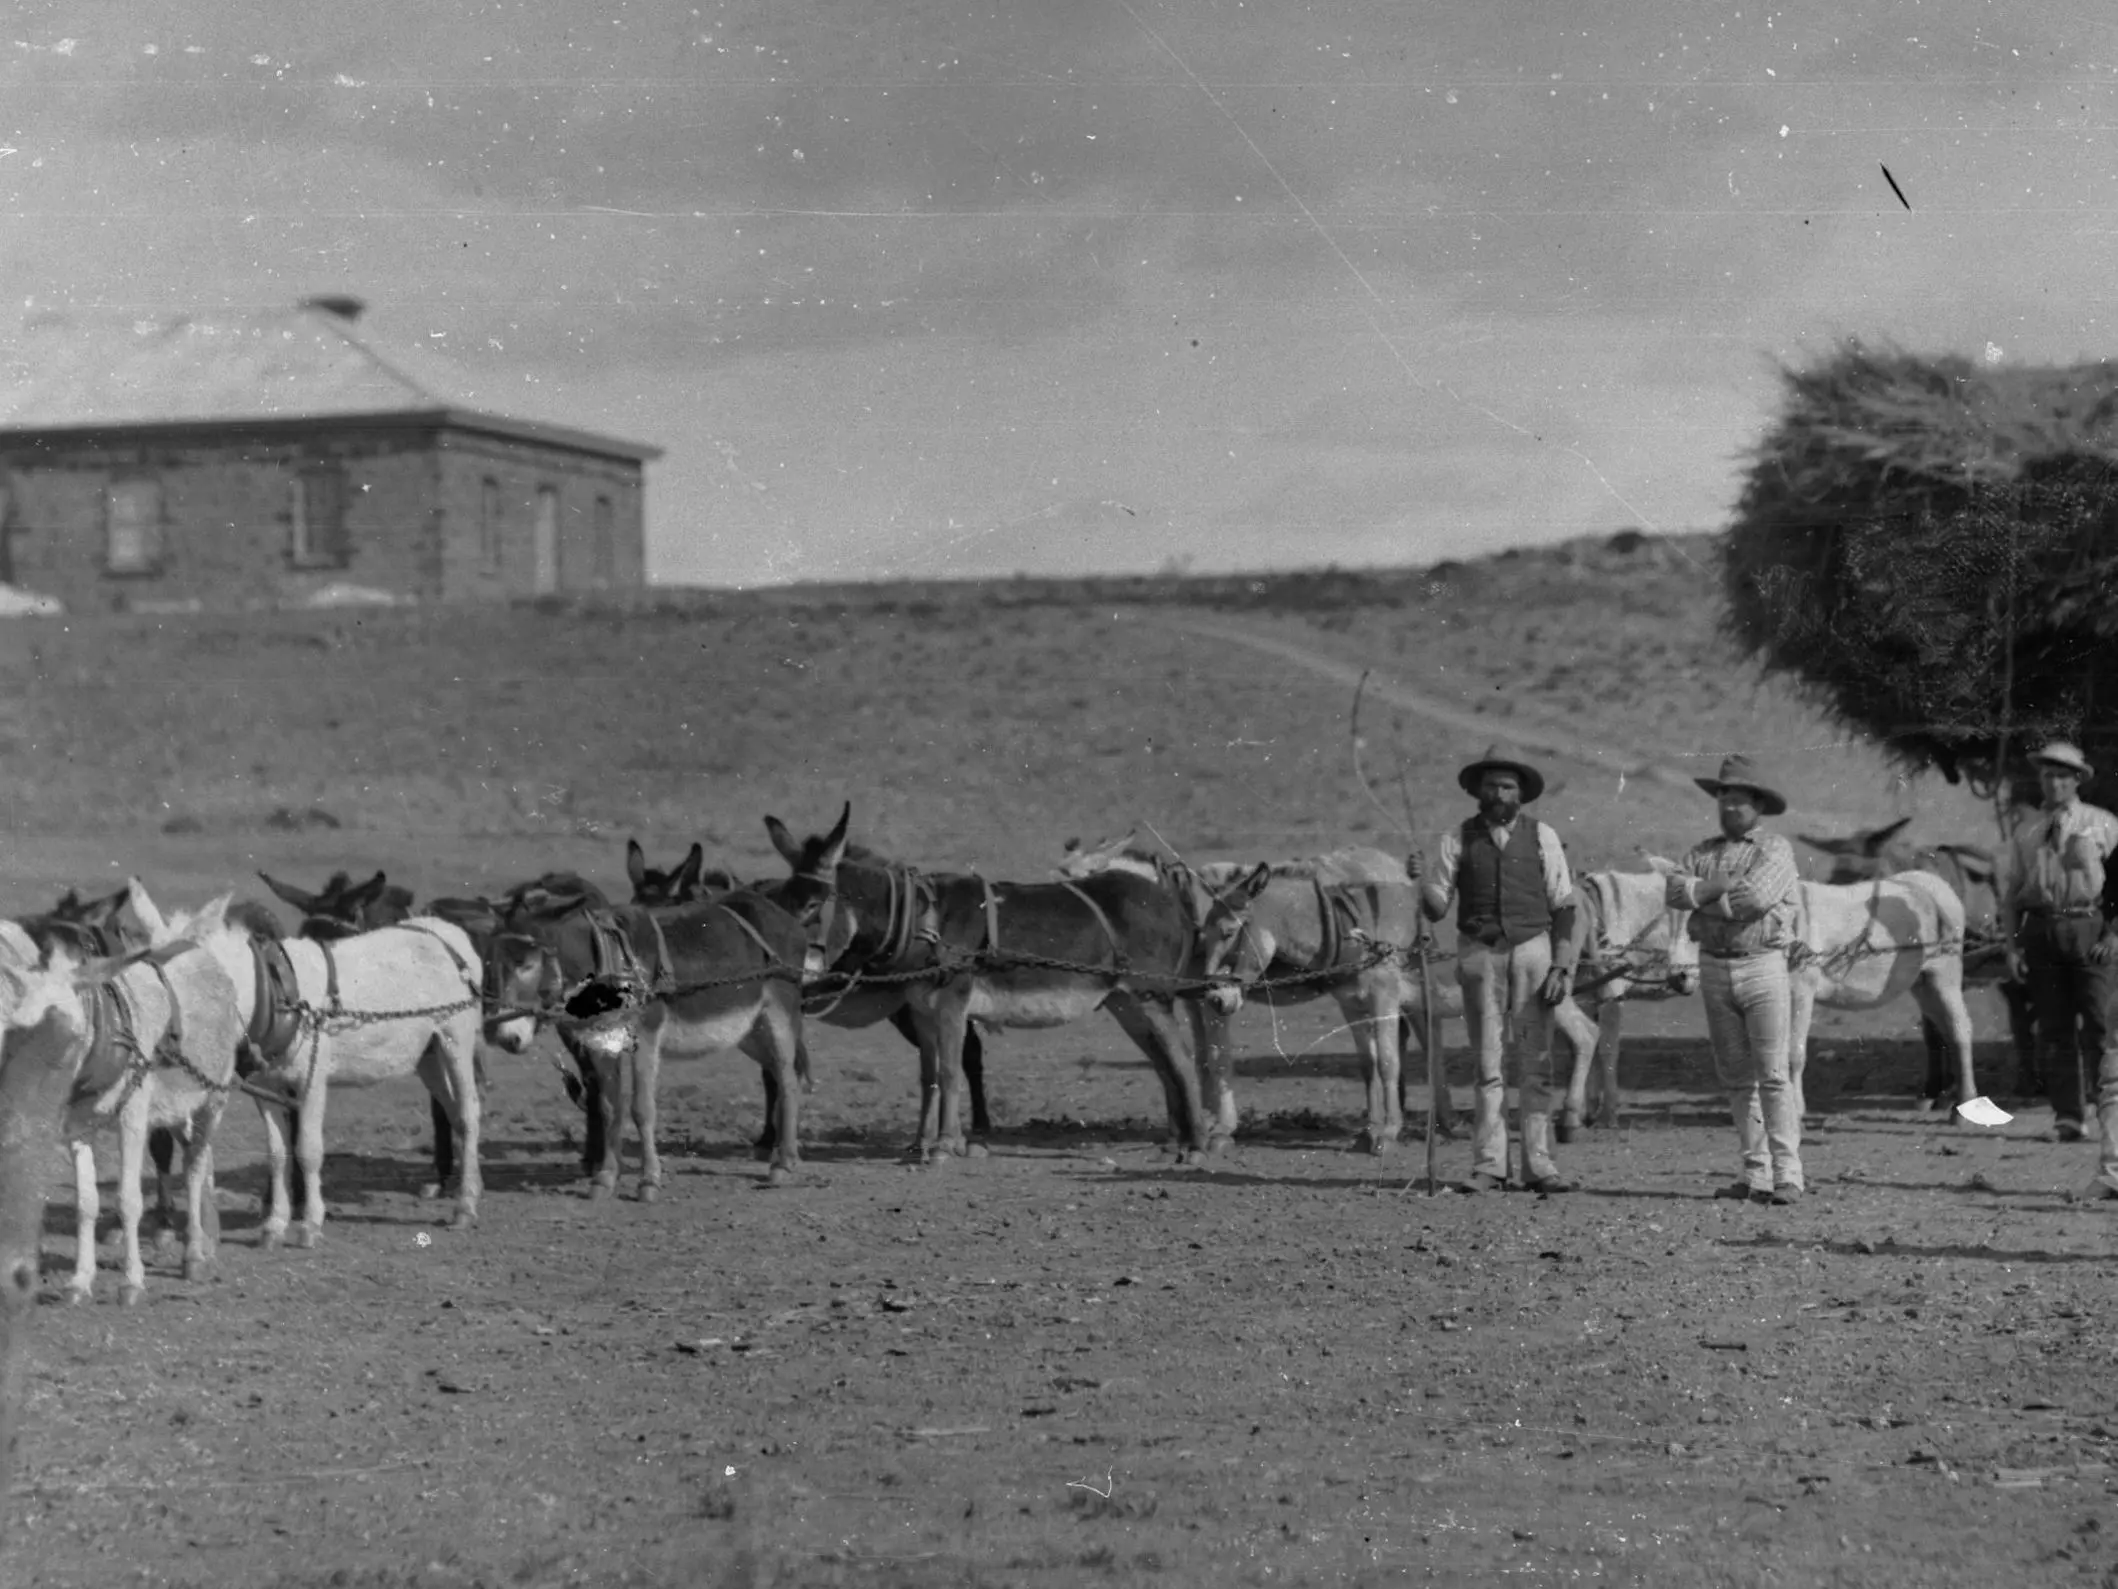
[1699,951,1801,1192]
[1457,933,1559,1182]
[2022,916,2118,1133]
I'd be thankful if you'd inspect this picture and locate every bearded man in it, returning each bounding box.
[1406,743,1578,1194]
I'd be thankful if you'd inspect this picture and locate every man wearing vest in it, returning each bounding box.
[1665,754,1804,1205]
[1406,743,1579,1193]
[1996,740,2118,1177]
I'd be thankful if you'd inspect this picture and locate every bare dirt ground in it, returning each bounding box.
[6,541,2116,1587]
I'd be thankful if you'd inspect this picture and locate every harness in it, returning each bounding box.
[71,942,208,1112]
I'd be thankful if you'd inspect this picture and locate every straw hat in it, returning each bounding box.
[2034,740,2094,782]
[1694,753,1788,817]
[1457,743,1545,804]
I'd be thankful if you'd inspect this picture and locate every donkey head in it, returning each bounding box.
[625,840,729,906]
[258,870,412,940]
[762,804,853,977]
[1194,862,1277,1017]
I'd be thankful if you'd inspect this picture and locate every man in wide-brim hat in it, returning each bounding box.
[1406,742,1580,1194]
[1665,753,1805,1205]
[1997,740,2118,1190]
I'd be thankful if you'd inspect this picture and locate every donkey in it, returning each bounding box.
[156,899,487,1248]
[1062,841,1434,1155]
[10,886,247,1303]
[1544,866,1702,1135]
[254,869,484,1202]
[0,952,105,1482]
[484,869,818,1195]
[673,824,1006,1143]
[1798,817,2038,1104]
[1787,870,1986,1123]
[880,856,1220,1167]
[624,840,740,904]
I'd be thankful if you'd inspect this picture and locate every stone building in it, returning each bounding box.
[0,297,660,611]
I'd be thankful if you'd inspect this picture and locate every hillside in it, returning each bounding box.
[0,529,2006,911]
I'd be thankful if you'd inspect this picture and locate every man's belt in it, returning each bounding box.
[2024,906,2100,920]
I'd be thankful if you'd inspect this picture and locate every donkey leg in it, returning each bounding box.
[1590,1003,1625,1130]
[1105,993,1210,1165]
[289,1083,330,1248]
[146,1124,182,1257]
[1551,998,1599,1142]
[756,1067,783,1160]
[181,1110,223,1282]
[630,1019,664,1201]
[1191,1002,1239,1152]
[1909,973,1979,1123]
[918,987,974,1163]
[112,1110,151,1306]
[65,1142,99,1304]
[963,1023,992,1140]
[424,1093,456,1202]
[448,1024,484,1228]
[749,997,806,1185]
[256,1099,293,1249]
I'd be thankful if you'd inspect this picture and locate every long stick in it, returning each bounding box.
[1420,930,1441,1195]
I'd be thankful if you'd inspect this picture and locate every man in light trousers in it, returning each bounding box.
[1408,743,1579,1194]
[1666,754,1804,1205]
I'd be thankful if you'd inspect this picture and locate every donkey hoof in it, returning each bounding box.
[765,1164,793,1187]
[118,1284,144,1309]
[259,1228,285,1251]
[150,1228,182,1260]
[63,1286,91,1307]
[965,1142,990,1160]
[289,1226,318,1251]
[921,1152,952,1171]
[418,1181,445,1202]
[1556,1111,1580,1145]
[450,1207,480,1228]
[636,1183,661,1205]
[181,1256,210,1284]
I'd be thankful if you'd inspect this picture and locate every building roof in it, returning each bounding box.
[0,301,662,462]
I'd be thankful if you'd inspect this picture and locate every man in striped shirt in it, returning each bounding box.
[1664,754,1804,1205]
[1996,741,2118,1177]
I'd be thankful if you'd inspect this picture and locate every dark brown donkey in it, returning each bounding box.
[805,851,1218,1166]
[483,863,823,1196]
[633,827,1000,1140]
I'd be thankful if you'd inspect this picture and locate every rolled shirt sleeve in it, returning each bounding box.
[1420,827,1464,918]
[1536,823,1576,911]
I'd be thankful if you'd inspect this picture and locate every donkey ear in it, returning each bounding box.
[764,816,802,867]
[1239,861,1274,900]
[624,840,649,892]
[123,877,168,938]
[824,802,852,851]
[258,872,320,913]
[346,871,389,907]
[672,844,705,896]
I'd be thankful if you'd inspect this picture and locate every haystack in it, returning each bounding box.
[1722,342,2118,789]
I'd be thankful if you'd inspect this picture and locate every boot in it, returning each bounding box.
[1520,1112,1574,1194]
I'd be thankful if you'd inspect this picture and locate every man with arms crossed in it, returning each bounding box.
[1665,754,1803,1205]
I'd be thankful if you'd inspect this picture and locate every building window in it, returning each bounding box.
[480,477,503,573]
[105,478,164,575]
[289,464,350,568]
[592,495,615,585]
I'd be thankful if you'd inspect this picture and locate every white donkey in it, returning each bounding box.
[3,888,245,1304]
[0,952,103,1481]
[130,892,487,1248]
[1787,870,1989,1123]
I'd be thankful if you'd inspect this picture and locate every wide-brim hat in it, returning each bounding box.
[2034,739,2095,782]
[1458,743,1545,804]
[1695,754,1788,817]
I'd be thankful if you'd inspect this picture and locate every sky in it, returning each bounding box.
[4,0,2117,586]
